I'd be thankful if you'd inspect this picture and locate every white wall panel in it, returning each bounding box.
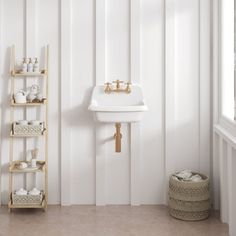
[106,0,130,205]
[214,126,236,234]
[0,0,211,205]
[0,0,25,205]
[36,0,60,204]
[165,0,208,180]
[70,0,96,205]
[141,0,165,204]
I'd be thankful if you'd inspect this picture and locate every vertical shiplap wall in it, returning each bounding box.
[141,0,165,204]
[165,0,211,193]
[0,0,211,205]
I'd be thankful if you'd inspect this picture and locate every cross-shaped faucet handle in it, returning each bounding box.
[112,80,124,89]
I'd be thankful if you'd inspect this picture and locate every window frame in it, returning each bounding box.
[214,0,236,136]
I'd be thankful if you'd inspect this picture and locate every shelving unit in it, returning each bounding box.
[8,45,49,212]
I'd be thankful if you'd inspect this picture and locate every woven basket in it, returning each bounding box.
[13,122,45,136]
[169,173,210,201]
[12,191,44,205]
[169,197,210,212]
[168,172,210,221]
[169,208,210,221]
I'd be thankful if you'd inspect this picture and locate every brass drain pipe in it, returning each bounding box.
[114,123,122,152]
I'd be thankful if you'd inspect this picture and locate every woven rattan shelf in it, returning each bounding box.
[8,45,49,212]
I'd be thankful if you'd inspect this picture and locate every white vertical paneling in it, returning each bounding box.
[36,0,60,205]
[175,0,200,170]
[213,132,220,209]
[0,0,212,206]
[214,126,236,233]
[130,123,140,205]
[229,149,236,235]
[141,0,165,204]
[0,0,2,205]
[166,0,202,186]
[1,0,25,205]
[219,138,228,223]
[106,0,130,205]
[130,0,141,206]
[165,0,175,198]
[199,0,210,175]
[130,0,141,84]
[213,0,219,125]
[95,0,107,206]
[25,0,36,192]
[60,0,72,205]
[70,0,95,205]
[25,0,36,52]
[227,144,233,234]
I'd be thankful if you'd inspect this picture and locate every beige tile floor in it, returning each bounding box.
[0,205,229,236]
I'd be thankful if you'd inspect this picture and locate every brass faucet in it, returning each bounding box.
[104,80,131,94]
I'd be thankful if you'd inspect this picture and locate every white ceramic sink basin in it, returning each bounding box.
[88,85,148,123]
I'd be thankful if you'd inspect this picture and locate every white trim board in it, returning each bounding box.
[60,0,72,206]
[0,0,2,206]
[130,0,141,206]
[95,0,107,206]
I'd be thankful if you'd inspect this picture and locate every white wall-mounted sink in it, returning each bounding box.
[88,85,148,123]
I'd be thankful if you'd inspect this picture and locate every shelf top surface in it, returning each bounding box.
[10,161,45,173]
[11,99,47,106]
[11,70,47,77]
